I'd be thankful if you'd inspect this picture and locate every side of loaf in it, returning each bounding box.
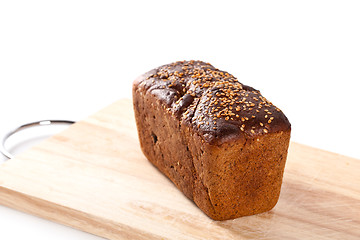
[132,60,291,220]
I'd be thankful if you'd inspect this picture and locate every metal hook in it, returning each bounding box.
[0,120,75,159]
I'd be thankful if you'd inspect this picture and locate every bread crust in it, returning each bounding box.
[133,60,291,220]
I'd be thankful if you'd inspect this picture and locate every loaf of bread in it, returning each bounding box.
[133,60,291,220]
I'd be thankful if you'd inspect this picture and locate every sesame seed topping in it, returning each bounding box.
[144,60,283,138]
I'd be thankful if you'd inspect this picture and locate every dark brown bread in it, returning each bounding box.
[133,60,291,220]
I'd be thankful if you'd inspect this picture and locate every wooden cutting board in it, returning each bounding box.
[0,99,359,240]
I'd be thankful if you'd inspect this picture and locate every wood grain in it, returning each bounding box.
[0,99,359,240]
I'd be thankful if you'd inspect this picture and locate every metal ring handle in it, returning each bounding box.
[0,120,75,159]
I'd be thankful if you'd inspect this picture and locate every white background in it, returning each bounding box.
[0,0,359,239]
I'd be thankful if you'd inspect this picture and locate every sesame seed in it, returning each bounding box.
[148,61,281,136]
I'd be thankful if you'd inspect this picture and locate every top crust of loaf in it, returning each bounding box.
[134,60,291,145]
